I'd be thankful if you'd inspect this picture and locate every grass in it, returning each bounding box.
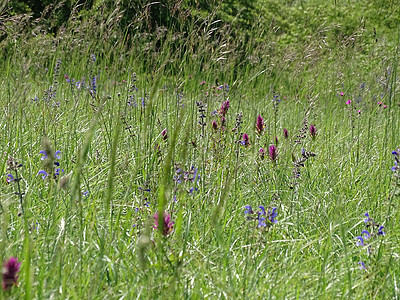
[1,9,400,299]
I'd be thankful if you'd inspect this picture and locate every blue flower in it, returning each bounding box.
[392,151,399,156]
[258,205,266,215]
[364,213,371,223]
[268,207,278,224]
[378,226,385,236]
[258,217,266,227]
[83,191,89,197]
[55,150,61,159]
[356,236,364,246]
[358,261,366,270]
[244,206,253,214]
[6,174,14,183]
[38,170,48,180]
[361,230,371,239]
[39,151,47,160]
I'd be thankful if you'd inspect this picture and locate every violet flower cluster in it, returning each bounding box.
[244,205,278,228]
[38,150,64,180]
[355,212,385,270]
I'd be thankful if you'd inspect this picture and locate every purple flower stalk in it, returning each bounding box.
[269,145,278,161]
[161,128,167,140]
[212,121,218,130]
[2,257,21,290]
[38,170,48,180]
[259,148,265,160]
[153,212,174,236]
[309,124,317,139]
[220,100,230,116]
[356,236,364,246]
[283,128,288,139]
[242,133,250,146]
[256,115,264,134]
[268,207,278,223]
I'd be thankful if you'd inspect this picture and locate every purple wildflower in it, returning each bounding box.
[38,170,48,180]
[256,115,264,134]
[161,128,167,140]
[358,261,366,270]
[220,100,230,116]
[309,124,317,139]
[212,121,218,130]
[6,174,14,183]
[55,150,61,159]
[259,148,265,160]
[244,206,254,214]
[39,150,47,160]
[356,236,364,246]
[268,207,278,224]
[153,212,174,236]
[2,257,21,290]
[361,230,371,239]
[269,145,278,161]
[378,226,385,236]
[283,128,288,139]
[242,133,250,146]
[364,213,372,223]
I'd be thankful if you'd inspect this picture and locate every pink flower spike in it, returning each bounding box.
[346,100,351,105]
[2,257,21,290]
[200,81,206,85]
[340,92,344,96]
[269,145,278,161]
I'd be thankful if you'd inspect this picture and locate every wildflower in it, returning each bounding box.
[83,191,89,197]
[256,115,264,134]
[153,212,174,236]
[340,92,344,96]
[55,150,61,159]
[267,207,278,223]
[244,206,254,214]
[358,261,366,270]
[38,170,48,180]
[378,102,382,106]
[221,116,226,127]
[200,81,206,85]
[257,216,266,228]
[241,133,250,146]
[357,110,361,114]
[364,213,372,223]
[259,148,265,160]
[309,124,317,139]
[6,174,14,183]
[269,145,278,161]
[220,100,230,116]
[161,128,167,140]
[258,205,266,215]
[275,136,279,146]
[346,100,351,105]
[212,120,218,130]
[361,230,371,239]
[356,236,364,246]
[39,150,47,160]
[378,226,385,236]
[2,257,21,290]
[283,128,288,139]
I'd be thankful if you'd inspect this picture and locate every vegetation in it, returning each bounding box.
[1,0,400,298]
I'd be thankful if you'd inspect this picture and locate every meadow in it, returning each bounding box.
[1,1,400,298]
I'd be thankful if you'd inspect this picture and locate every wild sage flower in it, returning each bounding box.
[2,257,21,290]
[256,115,264,134]
[153,212,174,236]
[358,261,366,270]
[269,145,278,161]
[38,170,48,180]
[378,226,385,236]
[39,150,47,160]
[6,174,14,183]
[356,236,364,246]
[268,207,278,224]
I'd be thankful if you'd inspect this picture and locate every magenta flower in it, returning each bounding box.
[383,105,387,109]
[220,100,230,116]
[269,145,278,161]
[161,128,167,140]
[283,128,288,139]
[241,133,250,146]
[259,148,265,160]
[153,212,174,236]
[309,124,317,139]
[256,115,264,134]
[212,121,218,130]
[340,92,344,96]
[2,257,21,290]
[346,100,351,105]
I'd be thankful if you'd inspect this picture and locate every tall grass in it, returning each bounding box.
[1,4,400,299]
